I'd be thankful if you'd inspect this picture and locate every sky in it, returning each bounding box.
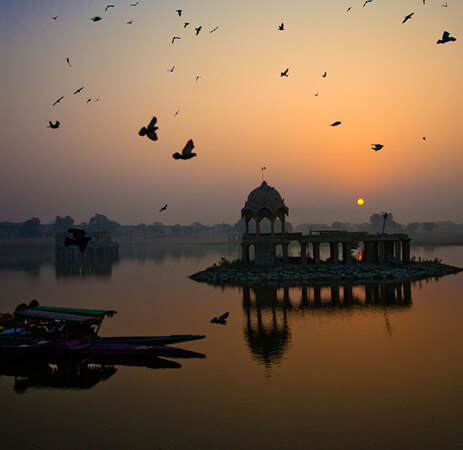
[0,0,462,226]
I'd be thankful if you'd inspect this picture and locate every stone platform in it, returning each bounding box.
[189,261,462,286]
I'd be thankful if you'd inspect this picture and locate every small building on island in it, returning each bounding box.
[240,181,411,266]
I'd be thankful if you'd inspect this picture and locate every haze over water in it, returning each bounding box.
[1,0,463,225]
[1,243,462,449]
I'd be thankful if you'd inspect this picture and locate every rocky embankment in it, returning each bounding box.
[189,261,462,286]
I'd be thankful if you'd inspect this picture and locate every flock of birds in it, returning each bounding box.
[46,1,456,214]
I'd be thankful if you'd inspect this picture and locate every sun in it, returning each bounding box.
[357,198,365,206]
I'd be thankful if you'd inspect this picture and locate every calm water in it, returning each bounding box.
[1,243,463,449]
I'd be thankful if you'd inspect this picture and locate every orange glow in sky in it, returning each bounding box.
[1,0,463,225]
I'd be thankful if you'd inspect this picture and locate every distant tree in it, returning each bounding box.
[369,214,383,231]
[405,222,420,233]
[54,215,74,232]
[87,214,120,232]
[422,222,438,232]
[19,217,40,237]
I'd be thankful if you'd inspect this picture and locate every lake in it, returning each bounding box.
[1,242,462,449]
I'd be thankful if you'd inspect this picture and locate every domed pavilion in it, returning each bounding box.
[240,181,411,266]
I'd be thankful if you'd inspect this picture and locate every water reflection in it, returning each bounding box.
[0,356,181,393]
[242,281,412,369]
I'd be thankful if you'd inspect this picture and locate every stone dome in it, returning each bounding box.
[241,181,288,218]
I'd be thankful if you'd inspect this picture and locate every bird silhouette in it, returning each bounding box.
[278,23,285,31]
[52,96,64,106]
[363,0,373,6]
[211,312,229,325]
[73,87,84,95]
[314,92,319,96]
[139,117,159,141]
[130,2,139,6]
[280,68,289,77]
[195,76,201,82]
[322,72,327,77]
[195,26,202,35]
[330,121,341,126]
[160,204,168,212]
[126,20,134,24]
[86,98,92,103]
[64,229,92,253]
[437,31,456,44]
[176,9,182,16]
[423,136,426,141]
[52,16,58,20]
[173,110,180,117]
[209,26,219,33]
[66,57,71,68]
[167,66,175,72]
[371,144,383,151]
[184,22,190,28]
[442,2,447,7]
[90,16,102,22]
[172,139,196,160]
[402,12,414,23]
[47,121,60,129]
[347,7,352,12]
[105,5,114,11]
[172,36,181,44]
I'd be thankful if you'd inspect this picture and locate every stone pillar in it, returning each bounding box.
[342,242,353,264]
[282,218,286,233]
[330,241,339,262]
[331,286,340,304]
[283,243,289,264]
[301,242,307,264]
[313,286,321,305]
[378,241,385,264]
[271,219,274,235]
[344,285,353,304]
[241,243,249,263]
[256,219,260,237]
[301,286,308,307]
[394,241,402,260]
[312,242,320,265]
[283,287,291,307]
[245,219,249,235]
[402,239,411,263]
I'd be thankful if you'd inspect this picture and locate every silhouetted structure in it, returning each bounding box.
[241,182,411,265]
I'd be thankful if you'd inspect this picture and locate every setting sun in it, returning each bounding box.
[357,198,365,206]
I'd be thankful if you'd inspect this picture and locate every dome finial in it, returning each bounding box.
[261,166,266,182]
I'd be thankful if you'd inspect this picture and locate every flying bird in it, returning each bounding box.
[363,0,373,7]
[330,121,341,126]
[437,31,456,44]
[347,7,352,12]
[423,136,426,141]
[86,98,92,103]
[278,23,285,31]
[211,312,229,325]
[66,57,71,68]
[139,117,159,141]
[195,76,201,82]
[172,36,181,44]
[184,22,190,28]
[52,96,64,106]
[442,2,447,6]
[167,66,175,72]
[73,86,84,94]
[371,144,383,151]
[280,68,289,77]
[195,26,202,35]
[105,5,115,11]
[322,72,327,77]
[64,229,92,253]
[159,204,168,212]
[176,9,182,16]
[402,12,414,23]
[126,20,134,24]
[174,110,179,117]
[47,121,60,129]
[314,92,319,96]
[94,97,100,102]
[130,2,139,6]
[52,16,58,20]
[172,139,196,160]
[90,16,102,22]
[209,26,219,33]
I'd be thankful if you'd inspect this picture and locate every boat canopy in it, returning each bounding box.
[28,305,117,318]
[14,309,101,324]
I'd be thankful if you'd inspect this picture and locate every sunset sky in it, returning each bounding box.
[1,0,462,225]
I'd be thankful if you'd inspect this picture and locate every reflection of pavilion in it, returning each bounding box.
[242,281,412,369]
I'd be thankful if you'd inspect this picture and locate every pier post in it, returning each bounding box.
[330,241,339,262]
[301,242,307,264]
[312,242,320,265]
